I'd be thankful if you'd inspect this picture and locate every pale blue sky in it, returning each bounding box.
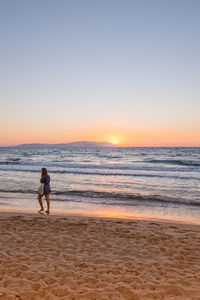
[0,0,200,145]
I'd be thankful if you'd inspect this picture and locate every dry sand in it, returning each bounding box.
[0,212,200,300]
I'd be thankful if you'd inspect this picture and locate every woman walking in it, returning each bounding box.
[38,168,51,214]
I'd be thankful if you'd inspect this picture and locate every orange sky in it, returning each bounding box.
[1,122,200,147]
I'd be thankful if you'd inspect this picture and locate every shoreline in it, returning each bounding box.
[0,205,200,226]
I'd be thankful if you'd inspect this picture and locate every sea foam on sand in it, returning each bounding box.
[0,212,200,300]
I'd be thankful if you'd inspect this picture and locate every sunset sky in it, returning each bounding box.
[1,0,200,146]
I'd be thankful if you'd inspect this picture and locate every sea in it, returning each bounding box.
[0,146,200,223]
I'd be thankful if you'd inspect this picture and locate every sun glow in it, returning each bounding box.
[108,136,120,145]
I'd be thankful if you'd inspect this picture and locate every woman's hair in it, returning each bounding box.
[41,168,47,177]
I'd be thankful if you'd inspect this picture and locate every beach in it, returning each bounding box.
[0,212,200,299]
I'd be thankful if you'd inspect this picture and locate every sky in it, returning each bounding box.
[0,0,200,146]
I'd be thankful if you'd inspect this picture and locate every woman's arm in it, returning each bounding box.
[40,175,50,184]
[40,175,47,183]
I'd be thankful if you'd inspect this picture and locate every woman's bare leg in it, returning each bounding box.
[45,194,50,214]
[38,194,44,213]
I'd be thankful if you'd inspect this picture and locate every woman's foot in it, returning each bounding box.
[38,209,44,214]
[45,210,50,215]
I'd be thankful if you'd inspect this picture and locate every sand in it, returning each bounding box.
[0,212,200,300]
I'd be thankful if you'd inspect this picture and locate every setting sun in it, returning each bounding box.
[108,136,120,145]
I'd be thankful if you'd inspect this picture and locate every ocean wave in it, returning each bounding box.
[0,166,198,181]
[0,188,199,207]
[1,153,200,172]
[54,190,200,206]
[0,161,21,165]
[145,159,200,167]
[0,159,199,174]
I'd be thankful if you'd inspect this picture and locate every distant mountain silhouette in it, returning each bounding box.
[17,141,116,147]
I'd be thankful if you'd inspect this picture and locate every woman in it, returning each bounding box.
[38,168,51,214]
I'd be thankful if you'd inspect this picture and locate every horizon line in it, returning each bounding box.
[1,142,200,148]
